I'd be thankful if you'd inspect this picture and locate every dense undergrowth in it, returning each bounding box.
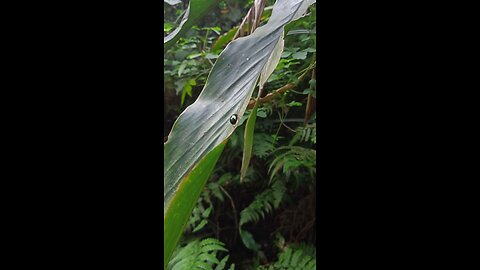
[164,1,316,269]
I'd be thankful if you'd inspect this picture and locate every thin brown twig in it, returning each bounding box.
[281,122,297,133]
[247,83,295,109]
[295,218,315,242]
[233,0,266,40]
[246,64,315,109]
[219,185,238,244]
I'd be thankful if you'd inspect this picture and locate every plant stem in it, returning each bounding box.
[219,185,238,244]
[246,63,315,109]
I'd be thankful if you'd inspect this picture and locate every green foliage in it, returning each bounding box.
[211,27,238,53]
[186,200,212,233]
[252,133,277,159]
[167,238,234,270]
[268,146,316,183]
[257,245,316,270]
[240,180,286,227]
[239,180,286,251]
[241,102,259,182]
[164,0,317,268]
[164,142,227,269]
[177,78,196,106]
[290,124,316,145]
[164,0,223,51]
[185,180,226,234]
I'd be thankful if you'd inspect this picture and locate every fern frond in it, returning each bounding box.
[289,124,316,146]
[167,238,233,270]
[257,245,316,270]
[268,146,316,181]
[239,181,287,251]
[185,177,228,234]
[253,133,277,159]
[239,180,286,227]
[185,198,212,233]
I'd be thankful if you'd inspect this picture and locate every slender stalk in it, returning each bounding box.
[246,62,315,109]
[219,185,238,244]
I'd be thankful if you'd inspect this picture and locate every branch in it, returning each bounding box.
[247,83,294,109]
[246,63,315,109]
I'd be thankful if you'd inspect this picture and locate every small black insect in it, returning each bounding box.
[229,114,238,125]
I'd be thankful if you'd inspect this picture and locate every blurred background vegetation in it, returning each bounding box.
[164,1,316,268]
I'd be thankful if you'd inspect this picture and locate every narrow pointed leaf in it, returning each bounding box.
[240,101,259,182]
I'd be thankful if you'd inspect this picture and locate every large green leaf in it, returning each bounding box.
[164,141,226,269]
[164,0,316,267]
[164,0,222,52]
